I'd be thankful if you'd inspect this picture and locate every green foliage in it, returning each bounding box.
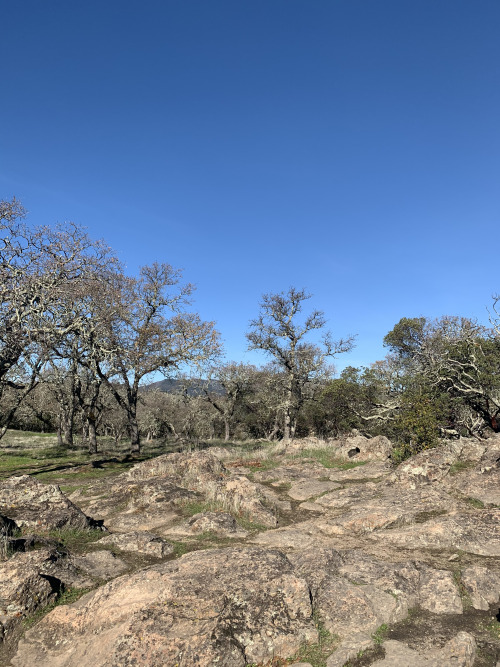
[371,623,389,645]
[393,389,440,458]
[383,317,426,359]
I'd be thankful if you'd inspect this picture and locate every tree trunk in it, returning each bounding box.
[61,412,74,448]
[129,415,141,454]
[283,408,291,443]
[87,419,98,455]
[224,419,230,442]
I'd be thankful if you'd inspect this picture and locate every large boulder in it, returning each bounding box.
[98,531,175,558]
[0,549,62,644]
[338,432,393,461]
[370,632,476,667]
[11,548,317,667]
[0,476,100,532]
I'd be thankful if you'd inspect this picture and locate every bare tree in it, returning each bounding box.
[90,262,221,452]
[199,362,256,441]
[246,287,355,441]
[0,198,115,438]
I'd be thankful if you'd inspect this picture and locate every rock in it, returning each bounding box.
[71,550,128,580]
[218,475,278,527]
[187,511,248,538]
[165,511,249,539]
[0,550,62,639]
[328,461,390,482]
[461,565,500,610]
[288,547,344,596]
[125,450,227,484]
[315,577,406,638]
[11,548,317,667]
[337,552,421,607]
[338,433,393,461]
[371,509,500,557]
[70,477,198,535]
[0,476,100,532]
[287,480,340,501]
[98,531,175,558]
[254,462,327,484]
[370,631,476,666]
[448,464,500,506]
[417,567,463,614]
[326,632,374,667]
[391,446,458,487]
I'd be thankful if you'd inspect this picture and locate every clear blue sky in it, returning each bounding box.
[2,1,499,372]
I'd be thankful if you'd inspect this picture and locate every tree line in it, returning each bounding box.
[2,198,500,459]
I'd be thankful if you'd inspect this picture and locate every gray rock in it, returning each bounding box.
[418,567,463,614]
[98,531,175,557]
[11,548,318,667]
[326,632,374,667]
[71,550,128,580]
[371,632,476,666]
[0,476,99,531]
[287,480,340,501]
[461,565,500,610]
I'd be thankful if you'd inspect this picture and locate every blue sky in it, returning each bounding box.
[2,1,499,373]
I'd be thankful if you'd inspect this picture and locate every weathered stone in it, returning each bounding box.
[125,450,227,484]
[287,479,340,501]
[370,632,476,666]
[315,577,404,638]
[417,567,463,614]
[0,476,99,532]
[461,565,500,610]
[288,547,344,596]
[328,460,390,482]
[326,632,374,667]
[371,510,500,557]
[338,433,393,461]
[98,531,175,558]
[391,446,458,487]
[71,550,128,580]
[11,548,317,667]
[0,550,62,641]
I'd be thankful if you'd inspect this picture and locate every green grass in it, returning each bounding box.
[294,448,367,470]
[449,461,476,475]
[290,613,340,667]
[464,496,485,509]
[24,586,91,629]
[371,623,389,645]
[47,527,105,551]
[179,499,268,533]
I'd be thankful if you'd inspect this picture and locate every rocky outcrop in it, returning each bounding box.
[370,632,476,666]
[4,438,500,665]
[0,550,61,641]
[0,476,100,532]
[98,531,175,557]
[11,548,318,667]
[165,511,249,539]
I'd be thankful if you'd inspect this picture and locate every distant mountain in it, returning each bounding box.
[146,378,224,396]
